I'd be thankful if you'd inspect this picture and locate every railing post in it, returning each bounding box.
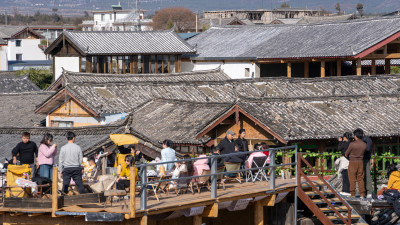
[130,166,136,218]
[294,146,298,225]
[211,156,217,199]
[140,165,147,210]
[51,167,58,217]
[269,149,275,190]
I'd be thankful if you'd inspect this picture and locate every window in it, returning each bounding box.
[245,68,250,77]
[16,54,22,61]
[15,40,21,47]
[101,14,105,21]
[51,121,73,127]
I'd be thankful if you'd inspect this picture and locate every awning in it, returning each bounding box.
[109,134,139,146]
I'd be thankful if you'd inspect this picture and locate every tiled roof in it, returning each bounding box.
[0,72,41,93]
[46,30,195,55]
[0,26,26,39]
[130,99,233,145]
[297,14,355,24]
[0,92,53,127]
[188,17,400,59]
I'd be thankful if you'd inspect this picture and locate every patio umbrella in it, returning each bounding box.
[109,134,139,146]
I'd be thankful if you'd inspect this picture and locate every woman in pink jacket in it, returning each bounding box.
[193,154,210,182]
[38,133,57,179]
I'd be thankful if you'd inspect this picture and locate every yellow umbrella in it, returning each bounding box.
[109,134,139,146]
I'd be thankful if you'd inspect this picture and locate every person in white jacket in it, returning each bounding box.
[335,155,350,196]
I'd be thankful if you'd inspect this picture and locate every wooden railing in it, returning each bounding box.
[297,153,352,225]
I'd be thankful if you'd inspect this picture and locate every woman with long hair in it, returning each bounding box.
[38,133,57,179]
[116,155,138,190]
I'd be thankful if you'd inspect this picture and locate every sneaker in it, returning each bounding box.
[366,194,372,198]
[340,192,351,196]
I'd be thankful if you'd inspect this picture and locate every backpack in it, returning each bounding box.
[383,189,400,204]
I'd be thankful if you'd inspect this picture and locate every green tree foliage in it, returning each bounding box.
[335,3,341,14]
[16,68,53,90]
[280,2,290,8]
[166,17,174,30]
[152,7,195,32]
[356,3,364,17]
[391,66,400,74]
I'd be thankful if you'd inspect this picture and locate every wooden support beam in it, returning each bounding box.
[371,59,376,75]
[193,215,202,225]
[304,61,309,78]
[336,60,341,76]
[287,62,292,78]
[385,58,391,74]
[320,61,325,77]
[261,194,276,206]
[254,200,263,225]
[52,167,58,218]
[140,215,147,225]
[202,203,218,218]
[356,58,362,76]
[130,167,136,218]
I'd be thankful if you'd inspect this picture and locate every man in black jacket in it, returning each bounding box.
[362,134,373,198]
[12,132,38,169]
[217,130,235,155]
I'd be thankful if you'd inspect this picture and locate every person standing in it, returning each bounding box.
[217,130,235,155]
[59,132,85,194]
[161,139,177,171]
[12,132,39,170]
[337,132,352,195]
[38,133,57,179]
[345,128,367,198]
[362,134,373,198]
[235,129,249,152]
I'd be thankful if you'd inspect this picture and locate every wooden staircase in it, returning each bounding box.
[297,153,367,225]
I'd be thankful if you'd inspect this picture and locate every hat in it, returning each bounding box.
[226,130,235,135]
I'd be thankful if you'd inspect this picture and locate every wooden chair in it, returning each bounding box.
[169,172,195,195]
[146,175,168,201]
[195,170,211,193]
[223,162,242,184]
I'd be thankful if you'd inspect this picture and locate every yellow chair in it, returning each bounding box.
[5,164,32,198]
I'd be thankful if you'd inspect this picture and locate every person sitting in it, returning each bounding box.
[377,164,400,196]
[193,153,210,182]
[224,144,244,181]
[245,144,267,169]
[116,155,138,190]
[169,158,189,190]
[84,157,96,179]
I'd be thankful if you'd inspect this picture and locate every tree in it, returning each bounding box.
[280,2,290,8]
[335,3,341,15]
[356,3,364,17]
[166,17,174,30]
[152,7,195,32]
[16,68,53,90]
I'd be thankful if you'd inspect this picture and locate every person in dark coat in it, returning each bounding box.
[208,147,224,169]
[362,134,373,198]
[224,144,244,164]
[217,130,235,155]
[235,129,249,152]
[338,132,352,156]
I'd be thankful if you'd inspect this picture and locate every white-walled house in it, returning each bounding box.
[86,3,152,32]
[0,26,50,71]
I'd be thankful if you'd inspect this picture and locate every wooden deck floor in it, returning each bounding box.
[59,178,297,216]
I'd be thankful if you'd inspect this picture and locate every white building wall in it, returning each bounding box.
[181,61,194,72]
[8,39,46,61]
[0,46,8,71]
[93,12,130,31]
[54,57,80,80]
[193,61,258,79]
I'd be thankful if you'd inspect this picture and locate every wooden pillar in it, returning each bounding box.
[79,56,82,72]
[130,167,136,218]
[154,55,158,73]
[336,60,341,76]
[142,56,145,74]
[320,61,325,77]
[304,61,309,78]
[254,200,263,225]
[86,56,92,73]
[176,55,181,72]
[287,62,292,78]
[193,215,202,225]
[122,56,126,74]
[168,55,171,73]
[141,216,147,225]
[101,156,106,175]
[51,167,58,217]
[385,59,391,74]
[317,142,326,172]
[371,59,376,75]
[356,58,362,76]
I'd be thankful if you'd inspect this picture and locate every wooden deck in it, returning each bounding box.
[0,178,296,217]
[61,178,296,216]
